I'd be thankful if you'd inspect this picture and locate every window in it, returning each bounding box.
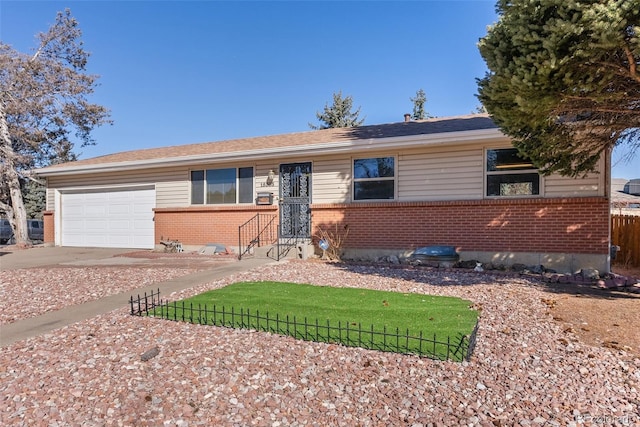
[486,149,540,196]
[353,156,395,200]
[191,167,254,204]
[238,167,254,203]
[190,171,205,204]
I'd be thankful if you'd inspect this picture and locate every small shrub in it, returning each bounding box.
[315,224,349,261]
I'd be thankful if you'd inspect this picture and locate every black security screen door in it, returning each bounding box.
[279,162,311,238]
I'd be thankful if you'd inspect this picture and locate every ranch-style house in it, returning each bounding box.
[35,114,611,273]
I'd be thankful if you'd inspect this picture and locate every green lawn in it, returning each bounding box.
[151,281,479,361]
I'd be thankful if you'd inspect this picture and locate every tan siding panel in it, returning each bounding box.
[401,164,482,178]
[46,188,55,211]
[399,148,484,200]
[545,175,602,197]
[47,167,189,210]
[313,157,351,203]
[156,179,189,208]
[544,157,605,197]
[44,140,604,213]
[255,162,278,198]
[400,143,489,157]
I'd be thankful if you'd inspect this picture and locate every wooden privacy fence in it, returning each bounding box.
[611,215,640,267]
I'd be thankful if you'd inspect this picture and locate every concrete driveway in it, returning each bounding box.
[0,245,274,346]
[0,246,140,270]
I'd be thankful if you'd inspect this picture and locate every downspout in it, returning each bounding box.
[605,146,612,274]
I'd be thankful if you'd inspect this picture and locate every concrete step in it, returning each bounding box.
[244,242,316,260]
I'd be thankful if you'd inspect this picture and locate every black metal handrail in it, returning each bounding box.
[238,213,277,260]
[268,224,308,261]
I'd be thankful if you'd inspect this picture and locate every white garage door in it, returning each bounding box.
[61,187,155,249]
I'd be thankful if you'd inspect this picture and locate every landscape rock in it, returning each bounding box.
[527,265,545,274]
[456,260,478,269]
[141,346,160,361]
[580,268,600,280]
[1,260,638,425]
[511,263,527,272]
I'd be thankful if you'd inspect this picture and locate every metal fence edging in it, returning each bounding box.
[130,289,479,362]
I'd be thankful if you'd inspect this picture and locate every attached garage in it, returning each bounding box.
[60,187,155,249]
[35,115,611,274]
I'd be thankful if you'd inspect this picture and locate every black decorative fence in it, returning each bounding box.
[130,289,479,362]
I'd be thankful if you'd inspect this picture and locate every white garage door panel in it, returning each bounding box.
[64,205,86,216]
[108,235,133,246]
[110,220,130,230]
[61,188,155,249]
[85,219,108,229]
[109,205,130,215]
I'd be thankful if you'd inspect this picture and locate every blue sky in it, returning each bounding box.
[1,0,637,179]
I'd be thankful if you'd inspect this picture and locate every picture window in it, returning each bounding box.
[191,167,254,204]
[353,157,395,200]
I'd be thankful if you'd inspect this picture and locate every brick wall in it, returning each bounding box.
[154,205,278,246]
[311,197,610,255]
[42,211,54,244]
[45,198,609,256]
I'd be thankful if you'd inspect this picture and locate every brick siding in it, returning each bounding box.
[153,205,278,246]
[43,211,54,244]
[43,198,609,256]
[311,197,609,255]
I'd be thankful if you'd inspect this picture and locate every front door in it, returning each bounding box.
[279,162,311,238]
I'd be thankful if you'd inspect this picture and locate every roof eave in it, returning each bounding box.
[35,128,507,177]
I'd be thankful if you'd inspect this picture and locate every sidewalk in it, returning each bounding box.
[0,256,275,347]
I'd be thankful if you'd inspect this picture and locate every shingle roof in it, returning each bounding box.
[38,114,499,172]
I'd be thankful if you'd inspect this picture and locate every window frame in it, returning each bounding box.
[190,166,254,205]
[485,148,542,198]
[352,155,397,201]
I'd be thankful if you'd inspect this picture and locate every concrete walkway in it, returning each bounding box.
[0,246,137,270]
[0,252,275,347]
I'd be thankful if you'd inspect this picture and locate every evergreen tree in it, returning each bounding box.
[410,89,432,120]
[309,91,364,129]
[477,0,639,177]
[23,180,45,219]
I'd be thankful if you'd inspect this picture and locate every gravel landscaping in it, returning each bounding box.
[0,267,204,324]
[1,260,639,426]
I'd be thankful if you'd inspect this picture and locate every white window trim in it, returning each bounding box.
[351,155,397,202]
[189,166,255,205]
[484,148,544,198]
